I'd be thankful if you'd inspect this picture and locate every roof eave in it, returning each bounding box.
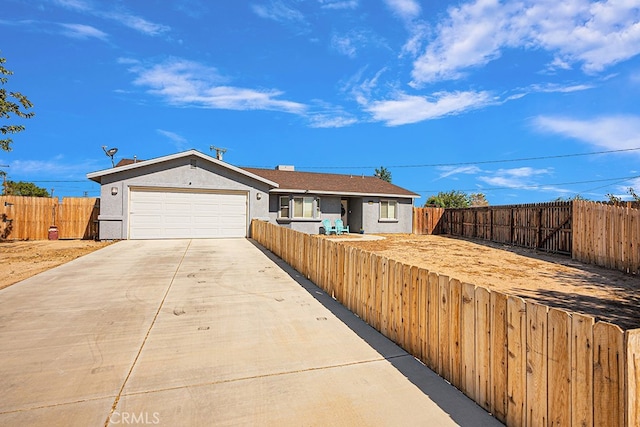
[269,188,419,198]
[86,149,279,188]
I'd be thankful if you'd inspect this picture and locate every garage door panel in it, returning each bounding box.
[129,190,247,239]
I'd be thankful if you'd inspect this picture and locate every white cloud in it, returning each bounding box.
[251,1,309,31]
[400,21,428,58]
[534,115,640,151]
[478,167,552,188]
[412,0,640,85]
[437,165,482,179]
[52,0,90,11]
[530,83,595,93]
[365,90,495,126]
[157,129,189,151]
[331,34,358,58]
[103,12,169,36]
[53,0,169,36]
[383,0,421,21]
[127,58,307,114]
[58,23,108,40]
[309,114,358,128]
[318,0,358,10]
[330,29,382,58]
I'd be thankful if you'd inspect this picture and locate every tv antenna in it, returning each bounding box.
[210,145,227,161]
[102,146,118,167]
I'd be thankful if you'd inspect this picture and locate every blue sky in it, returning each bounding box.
[1,0,640,204]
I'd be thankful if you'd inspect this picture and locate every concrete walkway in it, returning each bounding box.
[0,239,502,426]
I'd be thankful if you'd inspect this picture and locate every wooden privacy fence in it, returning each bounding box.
[0,196,99,240]
[415,201,640,275]
[573,200,640,275]
[413,206,445,235]
[251,219,640,427]
[432,202,573,255]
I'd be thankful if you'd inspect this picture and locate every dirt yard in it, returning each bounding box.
[0,240,113,290]
[337,234,640,330]
[2,235,639,330]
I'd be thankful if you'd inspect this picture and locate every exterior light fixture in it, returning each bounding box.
[111,187,118,196]
[256,192,262,200]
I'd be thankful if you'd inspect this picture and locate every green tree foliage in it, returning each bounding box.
[373,166,392,183]
[606,187,640,204]
[4,180,49,197]
[1,54,34,151]
[425,190,489,208]
[426,190,464,208]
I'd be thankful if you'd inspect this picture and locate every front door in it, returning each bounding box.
[341,199,348,226]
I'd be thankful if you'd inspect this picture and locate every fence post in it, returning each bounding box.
[593,322,625,427]
[627,329,640,427]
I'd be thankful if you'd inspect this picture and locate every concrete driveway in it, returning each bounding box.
[0,239,501,426]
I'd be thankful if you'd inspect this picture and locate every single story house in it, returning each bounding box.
[87,149,419,240]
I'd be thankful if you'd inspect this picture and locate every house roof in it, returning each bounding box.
[242,167,419,198]
[86,149,279,187]
[87,150,418,199]
[115,158,143,167]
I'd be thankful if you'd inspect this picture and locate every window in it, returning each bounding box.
[293,196,314,218]
[279,196,290,218]
[380,200,397,220]
[279,196,320,219]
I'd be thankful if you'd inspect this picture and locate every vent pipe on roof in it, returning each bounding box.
[276,165,295,171]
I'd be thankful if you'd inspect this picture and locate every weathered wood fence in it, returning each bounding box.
[0,196,99,240]
[412,206,445,235]
[414,201,640,275]
[251,219,640,427]
[573,200,640,275]
[415,202,573,254]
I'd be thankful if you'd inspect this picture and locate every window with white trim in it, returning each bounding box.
[380,200,397,220]
[293,196,315,218]
[279,196,290,218]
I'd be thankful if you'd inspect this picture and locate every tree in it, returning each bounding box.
[606,187,640,204]
[1,54,34,151]
[4,180,49,197]
[425,190,489,208]
[469,192,489,207]
[374,166,392,183]
[425,190,470,208]
[553,194,588,202]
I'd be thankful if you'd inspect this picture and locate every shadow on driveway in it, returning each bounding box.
[249,239,503,427]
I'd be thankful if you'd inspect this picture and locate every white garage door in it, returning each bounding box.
[129,189,247,239]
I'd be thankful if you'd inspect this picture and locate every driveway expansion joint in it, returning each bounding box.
[103,240,193,427]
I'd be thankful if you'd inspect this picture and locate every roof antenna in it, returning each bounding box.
[210,145,227,161]
[102,146,118,168]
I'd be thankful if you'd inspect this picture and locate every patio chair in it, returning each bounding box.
[335,219,349,235]
[322,219,336,235]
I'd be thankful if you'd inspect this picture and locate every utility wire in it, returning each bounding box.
[414,174,640,193]
[297,147,640,170]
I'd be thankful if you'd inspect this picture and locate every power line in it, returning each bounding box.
[298,147,640,170]
[414,174,640,193]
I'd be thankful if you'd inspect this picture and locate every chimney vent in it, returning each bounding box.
[275,165,295,171]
